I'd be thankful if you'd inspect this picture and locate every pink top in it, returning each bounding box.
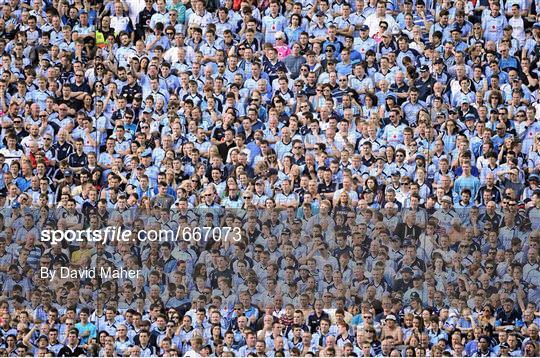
[274,45,291,61]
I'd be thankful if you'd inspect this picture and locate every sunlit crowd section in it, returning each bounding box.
[0,0,538,356]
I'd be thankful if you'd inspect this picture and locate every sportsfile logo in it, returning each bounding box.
[41,227,131,244]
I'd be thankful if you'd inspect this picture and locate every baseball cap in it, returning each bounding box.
[502,274,513,283]
[442,195,452,203]
[360,25,369,31]
[401,266,414,274]
[385,314,397,321]
[64,170,73,177]
[419,65,429,72]
[141,149,152,157]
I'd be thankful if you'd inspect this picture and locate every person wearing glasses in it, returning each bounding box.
[112,324,131,355]
[134,0,156,40]
[167,10,184,34]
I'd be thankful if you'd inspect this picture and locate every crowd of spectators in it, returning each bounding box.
[0,0,539,356]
